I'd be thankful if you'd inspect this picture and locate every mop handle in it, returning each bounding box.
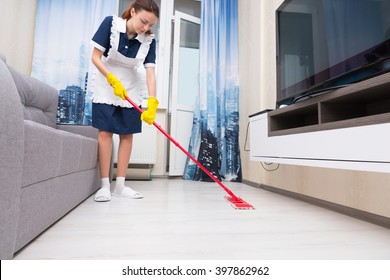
[126,96,239,200]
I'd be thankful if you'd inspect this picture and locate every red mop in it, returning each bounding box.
[126,96,255,210]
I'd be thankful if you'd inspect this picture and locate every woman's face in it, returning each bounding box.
[131,8,158,34]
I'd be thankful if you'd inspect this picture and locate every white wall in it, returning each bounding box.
[0,0,37,74]
[238,0,283,186]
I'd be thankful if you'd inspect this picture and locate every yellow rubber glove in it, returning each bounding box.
[106,73,128,100]
[141,97,159,125]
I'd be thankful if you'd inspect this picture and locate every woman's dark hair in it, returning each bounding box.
[121,0,160,35]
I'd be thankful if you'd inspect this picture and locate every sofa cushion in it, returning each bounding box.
[8,66,58,128]
[22,120,98,188]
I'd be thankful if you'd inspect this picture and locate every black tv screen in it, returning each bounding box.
[276,0,390,107]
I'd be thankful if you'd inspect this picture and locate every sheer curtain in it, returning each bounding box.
[32,0,116,124]
[183,0,242,182]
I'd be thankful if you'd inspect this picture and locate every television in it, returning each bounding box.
[276,0,390,107]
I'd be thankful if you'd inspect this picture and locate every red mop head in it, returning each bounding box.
[225,196,255,210]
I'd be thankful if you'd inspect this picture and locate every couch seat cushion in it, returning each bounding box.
[22,120,98,188]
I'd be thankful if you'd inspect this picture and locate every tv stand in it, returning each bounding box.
[249,72,390,173]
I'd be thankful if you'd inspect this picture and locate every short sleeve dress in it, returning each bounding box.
[90,15,156,134]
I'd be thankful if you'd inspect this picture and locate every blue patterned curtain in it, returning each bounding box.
[32,0,116,125]
[183,0,241,182]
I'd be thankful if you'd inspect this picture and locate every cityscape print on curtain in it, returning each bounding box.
[183,0,242,182]
[31,0,116,125]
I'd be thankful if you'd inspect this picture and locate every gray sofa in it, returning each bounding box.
[0,54,100,259]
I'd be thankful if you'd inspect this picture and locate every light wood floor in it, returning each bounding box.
[13,178,390,260]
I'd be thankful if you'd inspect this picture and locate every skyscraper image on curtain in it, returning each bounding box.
[184,0,242,182]
[31,0,116,125]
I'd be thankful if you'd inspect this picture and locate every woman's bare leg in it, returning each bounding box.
[116,134,133,177]
[98,130,113,178]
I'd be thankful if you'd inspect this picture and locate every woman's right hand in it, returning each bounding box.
[106,73,128,100]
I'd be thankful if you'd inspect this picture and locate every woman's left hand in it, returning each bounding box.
[141,97,159,124]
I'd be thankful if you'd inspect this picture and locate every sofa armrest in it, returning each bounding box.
[57,124,98,140]
[0,57,24,259]
[7,65,58,128]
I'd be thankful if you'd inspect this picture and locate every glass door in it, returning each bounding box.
[169,11,200,175]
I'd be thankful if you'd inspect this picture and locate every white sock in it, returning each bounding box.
[114,177,126,193]
[113,177,143,198]
[101,178,110,189]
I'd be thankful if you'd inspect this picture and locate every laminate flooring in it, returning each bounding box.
[13,178,390,260]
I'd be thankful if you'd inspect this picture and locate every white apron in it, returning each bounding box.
[91,15,154,108]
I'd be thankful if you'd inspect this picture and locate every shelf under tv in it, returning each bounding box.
[269,71,390,136]
[249,72,390,173]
